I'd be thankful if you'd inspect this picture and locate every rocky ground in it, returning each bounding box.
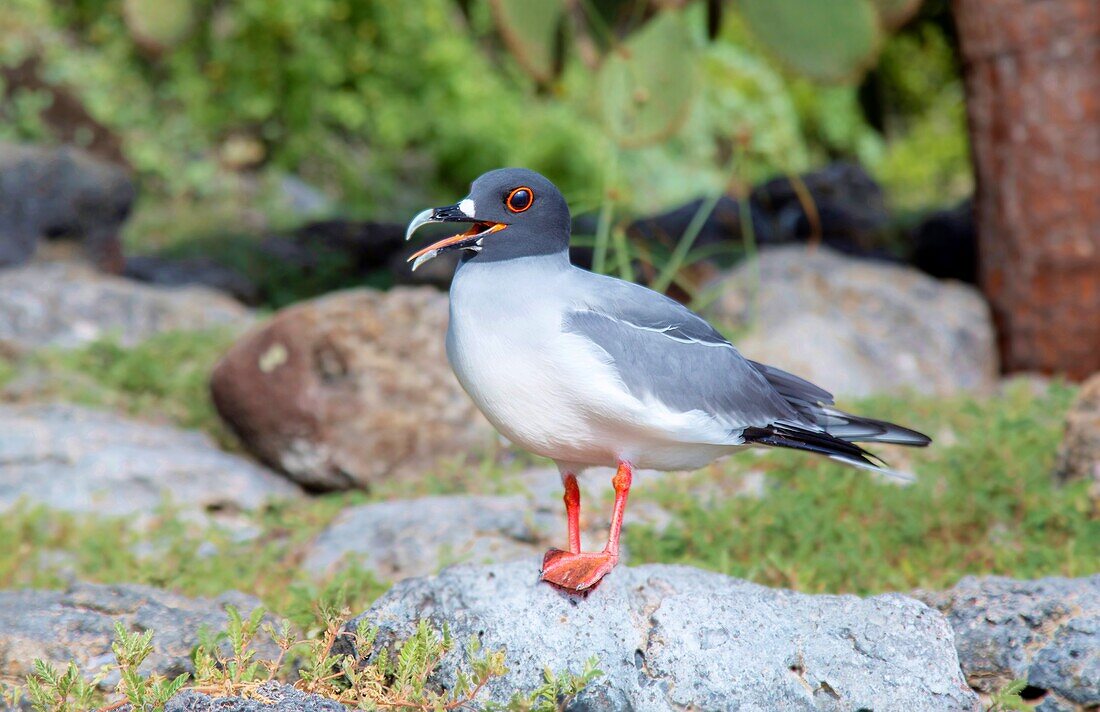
[0,144,1096,710]
[354,561,981,711]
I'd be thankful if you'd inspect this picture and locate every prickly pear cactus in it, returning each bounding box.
[488,0,565,83]
[871,0,924,30]
[737,0,882,83]
[599,10,701,148]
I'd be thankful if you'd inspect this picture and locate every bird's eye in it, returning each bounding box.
[505,187,533,213]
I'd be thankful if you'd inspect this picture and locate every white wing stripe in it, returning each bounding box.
[614,317,735,350]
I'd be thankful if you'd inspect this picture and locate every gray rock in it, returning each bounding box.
[705,245,998,397]
[167,682,349,712]
[0,583,268,690]
[915,575,1099,712]
[0,262,253,352]
[301,468,693,581]
[350,560,980,711]
[0,403,300,519]
[302,495,551,580]
[0,142,133,271]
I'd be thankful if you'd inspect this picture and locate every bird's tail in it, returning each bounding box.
[741,423,919,482]
[807,406,932,447]
[747,360,932,446]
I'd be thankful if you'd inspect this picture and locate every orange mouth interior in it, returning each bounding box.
[407,222,506,262]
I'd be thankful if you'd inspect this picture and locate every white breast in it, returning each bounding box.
[446,259,594,460]
[445,257,738,471]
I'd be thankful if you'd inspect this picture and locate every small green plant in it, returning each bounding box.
[498,657,603,712]
[192,605,272,696]
[24,659,102,712]
[111,622,190,711]
[188,599,541,710]
[14,601,595,711]
[986,679,1030,711]
[1,681,24,709]
[291,605,509,710]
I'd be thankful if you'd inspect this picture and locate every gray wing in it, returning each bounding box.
[562,274,928,471]
[562,276,802,437]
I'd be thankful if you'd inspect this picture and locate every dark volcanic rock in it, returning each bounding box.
[623,196,775,250]
[167,682,349,711]
[915,575,1099,711]
[348,560,979,711]
[910,200,978,284]
[259,219,404,274]
[750,162,892,254]
[0,142,133,271]
[125,255,260,305]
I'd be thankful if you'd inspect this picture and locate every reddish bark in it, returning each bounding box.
[952,0,1100,378]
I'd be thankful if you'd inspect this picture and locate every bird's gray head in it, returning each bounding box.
[405,168,570,271]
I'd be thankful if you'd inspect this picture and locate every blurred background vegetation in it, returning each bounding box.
[0,0,970,237]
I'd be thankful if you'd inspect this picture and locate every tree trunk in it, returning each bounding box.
[952,0,1100,378]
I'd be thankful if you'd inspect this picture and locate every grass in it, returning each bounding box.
[2,329,239,446]
[1,332,1096,709]
[0,496,386,628]
[625,381,1099,593]
[2,354,1093,607]
[2,335,1095,604]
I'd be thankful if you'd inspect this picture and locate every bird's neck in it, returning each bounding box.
[457,243,572,274]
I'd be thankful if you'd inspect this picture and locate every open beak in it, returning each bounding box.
[405,203,507,271]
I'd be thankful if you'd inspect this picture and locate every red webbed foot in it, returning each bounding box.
[540,548,619,592]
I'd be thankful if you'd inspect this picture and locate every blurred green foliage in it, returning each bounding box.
[0,0,971,227]
[873,20,972,212]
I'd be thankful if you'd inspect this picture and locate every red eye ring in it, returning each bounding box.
[506,186,534,213]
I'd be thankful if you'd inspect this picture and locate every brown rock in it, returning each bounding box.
[210,287,494,491]
[1055,373,1100,490]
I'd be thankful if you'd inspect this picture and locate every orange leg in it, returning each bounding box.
[563,472,581,554]
[541,461,633,592]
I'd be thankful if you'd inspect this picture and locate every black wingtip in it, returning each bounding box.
[741,424,887,470]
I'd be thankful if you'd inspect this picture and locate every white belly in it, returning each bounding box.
[445,259,738,471]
